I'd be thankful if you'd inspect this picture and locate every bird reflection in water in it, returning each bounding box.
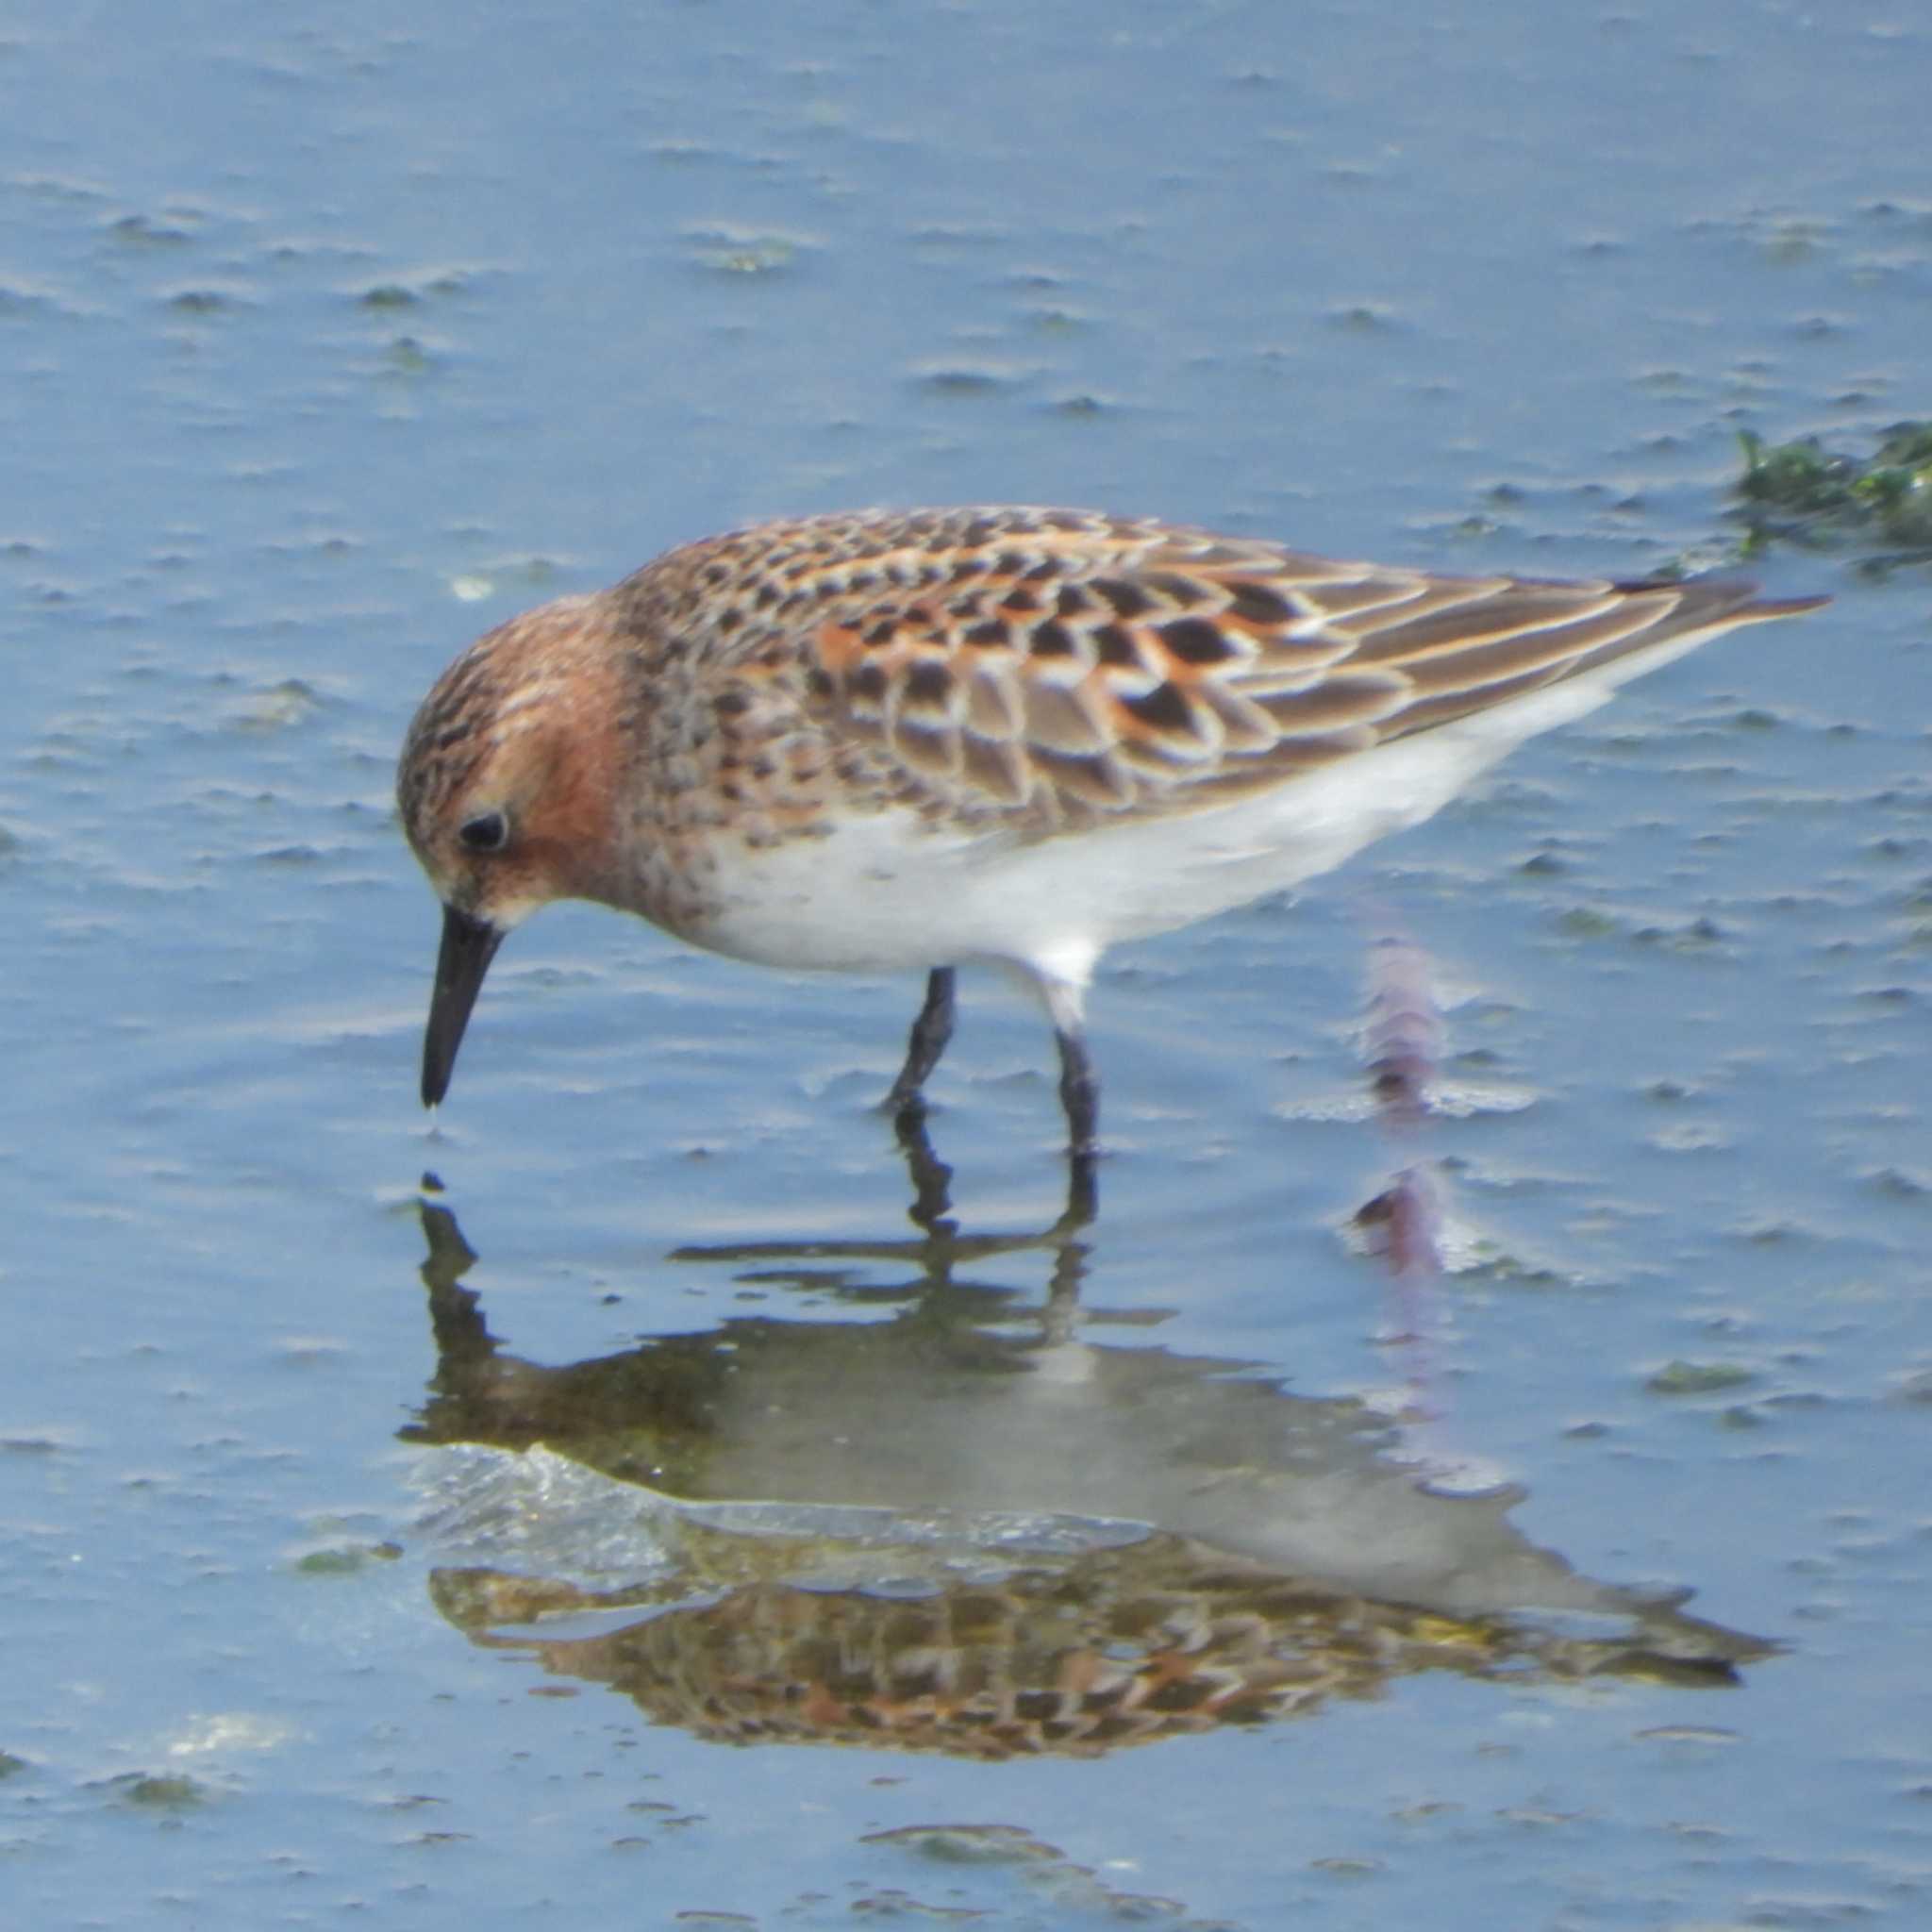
[404,963,1772,1757]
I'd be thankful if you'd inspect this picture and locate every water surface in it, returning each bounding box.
[3,2,1929,1925]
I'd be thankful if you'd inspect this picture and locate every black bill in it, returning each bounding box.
[421,904,506,1108]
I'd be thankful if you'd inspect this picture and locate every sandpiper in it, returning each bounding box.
[398,507,1824,1153]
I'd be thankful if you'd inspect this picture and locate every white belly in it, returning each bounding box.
[684,645,1691,988]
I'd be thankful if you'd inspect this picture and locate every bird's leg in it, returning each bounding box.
[1060,1141,1098,1231]
[1029,957,1102,1162]
[891,1100,956,1232]
[1055,1024,1100,1160]
[884,966,957,1115]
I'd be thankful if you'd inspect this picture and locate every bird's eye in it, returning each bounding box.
[458,810,509,854]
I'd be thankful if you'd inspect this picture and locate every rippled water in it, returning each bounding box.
[3,3,1929,1925]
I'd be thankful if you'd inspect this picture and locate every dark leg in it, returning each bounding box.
[1060,1144,1097,1231]
[884,967,957,1114]
[1055,1024,1100,1159]
[891,1102,956,1233]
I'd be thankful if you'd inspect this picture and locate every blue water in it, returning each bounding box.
[3,2,1929,1925]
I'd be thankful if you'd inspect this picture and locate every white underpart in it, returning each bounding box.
[688,626,1734,1027]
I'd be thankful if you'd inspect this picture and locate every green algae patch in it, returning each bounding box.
[1734,422,1932,563]
[293,1541,403,1576]
[114,1773,208,1809]
[1647,1359,1757,1396]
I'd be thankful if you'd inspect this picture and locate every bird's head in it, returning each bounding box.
[397,596,629,1108]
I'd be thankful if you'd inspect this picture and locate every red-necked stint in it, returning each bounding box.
[398,507,1825,1153]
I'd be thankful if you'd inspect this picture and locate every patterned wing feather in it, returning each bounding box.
[668,508,1825,833]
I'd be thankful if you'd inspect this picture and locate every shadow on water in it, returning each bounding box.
[402,1072,1774,1760]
